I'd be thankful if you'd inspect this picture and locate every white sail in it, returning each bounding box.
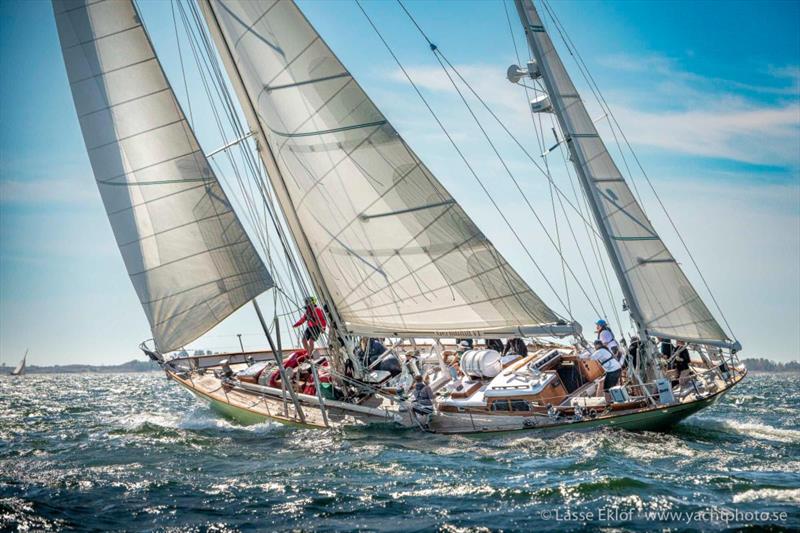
[199,0,572,338]
[11,351,26,376]
[53,0,274,352]
[516,0,734,347]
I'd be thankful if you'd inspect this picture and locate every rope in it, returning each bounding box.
[393,0,609,318]
[176,0,315,349]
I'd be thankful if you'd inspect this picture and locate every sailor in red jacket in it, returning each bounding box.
[293,296,327,357]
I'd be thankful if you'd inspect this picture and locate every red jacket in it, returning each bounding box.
[293,306,327,329]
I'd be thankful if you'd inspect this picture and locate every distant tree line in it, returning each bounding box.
[741,358,800,372]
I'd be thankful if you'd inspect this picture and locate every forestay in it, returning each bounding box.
[516,0,734,347]
[53,0,274,352]
[200,0,571,338]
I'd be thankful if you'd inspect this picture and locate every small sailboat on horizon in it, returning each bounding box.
[10,350,27,377]
[52,0,745,434]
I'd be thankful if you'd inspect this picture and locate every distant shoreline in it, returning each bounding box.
[0,359,160,375]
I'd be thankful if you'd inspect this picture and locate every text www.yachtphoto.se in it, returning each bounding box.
[537,507,790,525]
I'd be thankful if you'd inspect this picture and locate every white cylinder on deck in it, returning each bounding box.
[460,349,502,379]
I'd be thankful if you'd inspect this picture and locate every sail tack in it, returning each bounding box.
[200,0,568,338]
[516,0,732,346]
[53,0,274,352]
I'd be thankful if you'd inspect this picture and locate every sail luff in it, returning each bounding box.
[197,0,347,335]
[514,0,736,348]
[196,0,572,338]
[53,0,275,352]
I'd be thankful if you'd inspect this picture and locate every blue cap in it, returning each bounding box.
[595,319,607,327]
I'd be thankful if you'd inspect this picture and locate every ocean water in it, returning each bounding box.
[1,372,798,532]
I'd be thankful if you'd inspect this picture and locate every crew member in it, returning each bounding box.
[582,339,623,389]
[486,338,504,353]
[293,296,327,357]
[671,340,692,387]
[410,374,434,415]
[595,319,619,356]
[503,337,528,357]
[628,335,641,370]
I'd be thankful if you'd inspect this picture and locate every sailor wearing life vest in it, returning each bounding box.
[581,339,623,389]
[293,296,327,357]
[595,319,620,356]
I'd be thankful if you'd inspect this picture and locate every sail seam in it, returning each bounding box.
[61,24,140,51]
[149,278,265,329]
[78,87,170,119]
[142,269,266,306]
[127,238,251,277]
[341,261,507,314]
[87,118,185,151]
[232,0,280,48]
[55,0,107,16]
[95,149,201,184]
[117,208,234,248]
[69,56,156,85]
[216,0,284,57]
[347,288,535,320]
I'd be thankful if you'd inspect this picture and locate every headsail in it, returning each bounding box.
[53,0,274,352]
[199,0,573,338]
[515,0,736,348]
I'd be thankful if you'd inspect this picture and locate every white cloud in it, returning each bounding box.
[611,102,800,165]
[385,56,800,168]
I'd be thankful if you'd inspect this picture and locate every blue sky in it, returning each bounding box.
[0,0,798,365]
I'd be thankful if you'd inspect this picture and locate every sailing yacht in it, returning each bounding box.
[53,0,745,433]
[10,350,27,376]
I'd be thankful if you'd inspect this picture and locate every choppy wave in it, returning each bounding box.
[733,488,800,503]
[1,372,798,531]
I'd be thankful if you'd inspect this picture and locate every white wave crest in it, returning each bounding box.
[113,407,280,434]
[718,420,800,443]
[733,488,800,503]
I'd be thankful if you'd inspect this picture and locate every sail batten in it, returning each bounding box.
[200,0,570,337]
[516,0,734,347]
[53,0,274,353]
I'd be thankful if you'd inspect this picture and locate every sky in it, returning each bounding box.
[0,0,798,366]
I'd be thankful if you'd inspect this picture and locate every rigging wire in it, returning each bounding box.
[502,0,571,316]
[175,0,315,348]
[391,0,607,318]
[514,1,622,329]
[540,0,737,340]
[170,0,194,128]
[355,0,580,320]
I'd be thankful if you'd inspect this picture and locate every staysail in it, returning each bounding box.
[53,0,274,352]
[514,0,736,348]
[199,0,575,338]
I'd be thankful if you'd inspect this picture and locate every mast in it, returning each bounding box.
[513,0,648,337]
[513,0,738,364]
[197,0,348,342]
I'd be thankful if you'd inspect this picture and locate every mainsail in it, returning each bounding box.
[515,0,737,348]
[199,0,574,338]
[53,0,274,352]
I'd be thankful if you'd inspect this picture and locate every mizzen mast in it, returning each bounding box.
[512,0,739,368]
